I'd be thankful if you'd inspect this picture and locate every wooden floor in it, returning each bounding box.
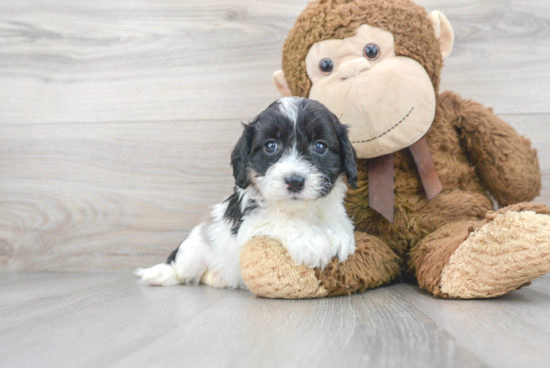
[1,273,550,368]
[1,0,550,272]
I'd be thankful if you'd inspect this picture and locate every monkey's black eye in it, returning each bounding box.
[314,142,327,155]
[363,43,380,60]
[319,58,334,75]
[265,141,278,154]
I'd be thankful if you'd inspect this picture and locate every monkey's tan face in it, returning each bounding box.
[305,25,436,159]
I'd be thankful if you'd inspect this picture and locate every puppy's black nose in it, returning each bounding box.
[285,175,305,193]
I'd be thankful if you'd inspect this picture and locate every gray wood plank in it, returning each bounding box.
[0,273,496,368]
[426,0,550,114]
[0,0,300,124]
[503,113,550,208]
[394,274,550,368]
[0,273,235,368]
[0,120,242,271]
[1,0,550,126]
[0,273,128,331]
[485,276,550,335]
[4,273,550,368]
[109,283,487,368]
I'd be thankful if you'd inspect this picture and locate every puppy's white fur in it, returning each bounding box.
[136,177,354,288]
[136,97,355,288]
[240,177,355,269]
[279,96,300,124]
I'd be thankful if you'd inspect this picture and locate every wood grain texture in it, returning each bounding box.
[430,0,550,114]
[0,120,242,271]
[1,0,550,125]
[0,0,549,271]
[0,0,300,124]
[3,273,550,368]
[393,275,550,368]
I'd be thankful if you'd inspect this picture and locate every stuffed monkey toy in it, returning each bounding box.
[238,0,550,299]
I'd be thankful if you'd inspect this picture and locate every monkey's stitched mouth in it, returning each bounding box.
[352,106,414,144]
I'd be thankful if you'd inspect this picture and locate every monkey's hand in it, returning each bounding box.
[240,232,401,299]
[442,91,541,206]
[240,236,329,299]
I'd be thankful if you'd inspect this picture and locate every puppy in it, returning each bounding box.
[136,97,357,288]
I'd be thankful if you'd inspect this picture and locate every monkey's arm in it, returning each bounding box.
[240,232,400,298]
[440,91,541,206]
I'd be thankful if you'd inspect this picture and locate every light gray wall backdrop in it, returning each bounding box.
[0,0,548,271]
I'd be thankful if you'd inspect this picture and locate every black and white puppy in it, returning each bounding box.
[136,97,357,288]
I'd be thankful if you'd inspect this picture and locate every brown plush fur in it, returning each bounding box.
[239,0,546,299]
[281,0,540,262]
[407,203,550,298]
[325,90,542,295]
[345,90,541,258]
[438,204,550,298]
[407,220,479,297]
[282,0,443,97]
[240,236,329,299]
[481,202,550,223]
[315,232,401,296]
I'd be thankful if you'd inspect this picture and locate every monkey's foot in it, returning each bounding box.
[440,203,550,298]
[240,236,328,299]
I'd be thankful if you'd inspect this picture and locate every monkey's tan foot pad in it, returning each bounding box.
[240,236,328,299]
[440,203,550,299]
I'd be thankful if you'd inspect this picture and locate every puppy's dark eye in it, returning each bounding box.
[264,141,278,154]
[314,142,327,155]
[363,43,380,60]
[319,58,334,75]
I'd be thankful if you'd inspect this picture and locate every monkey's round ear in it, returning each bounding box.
[428,10,454,60]
[273,70,293,97]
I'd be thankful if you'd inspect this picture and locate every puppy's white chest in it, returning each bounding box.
[238,196,355,269]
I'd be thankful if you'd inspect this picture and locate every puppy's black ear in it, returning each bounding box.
[231,122,255,189]
[337,124,358,189]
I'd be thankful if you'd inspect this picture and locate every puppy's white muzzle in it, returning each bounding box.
[254,148,325,202]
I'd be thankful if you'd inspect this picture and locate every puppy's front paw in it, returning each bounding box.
[286,229,333,269]
[135,263,181,286]
[326,227,356,263]
[200,269,228,288]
